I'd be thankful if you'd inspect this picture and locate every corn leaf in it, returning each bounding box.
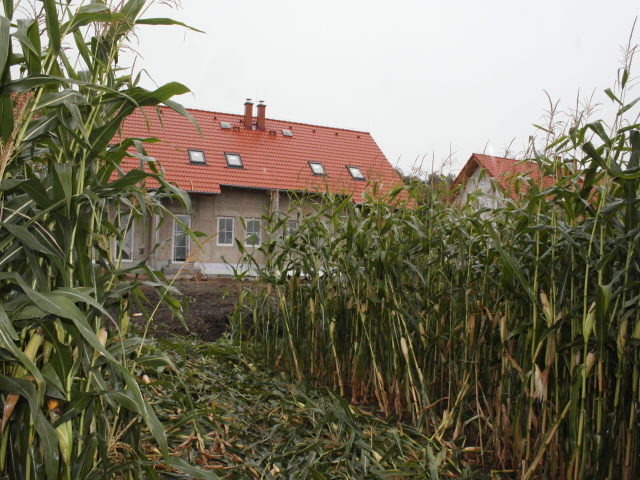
[135,17,205,33]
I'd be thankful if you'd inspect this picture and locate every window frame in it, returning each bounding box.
[347,165,365,180]
[224,152,244,168]
[172,214,190,263]
[217,217,235,246]
[245,218,261,247]
[188,149,206,164]
[113,212,135,263]
[308,161,326,176]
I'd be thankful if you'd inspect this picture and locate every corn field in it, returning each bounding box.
[0,1,212,479]
[236,52,640,479]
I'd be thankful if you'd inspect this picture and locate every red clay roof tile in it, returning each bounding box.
[116,106,402,199]
[452,153,556,198]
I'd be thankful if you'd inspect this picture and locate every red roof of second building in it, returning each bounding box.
[452,153,556,197]
[116,106,402,199]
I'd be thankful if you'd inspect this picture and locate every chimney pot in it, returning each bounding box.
[257,101,266,131]
[244,99,254,129]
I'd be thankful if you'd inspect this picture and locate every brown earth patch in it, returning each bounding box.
[130,277,254,342]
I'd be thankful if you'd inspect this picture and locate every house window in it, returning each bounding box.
[245,219,261,246]
[114,213,134,262]
[347,166,365,180]
[225,152,243,168]
[173,215,190,262]
[217,217,234,246]
[283,220,298,238]
[188,149,206,164]
[309,161,326,175]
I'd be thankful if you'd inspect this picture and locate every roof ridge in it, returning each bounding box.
[156,105,372,135]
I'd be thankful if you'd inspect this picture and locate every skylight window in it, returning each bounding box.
[309,162,326,175]
[282,129,293,137]
[347,166,365,180]
[188,149,206,164]
[220,121,231,129]
[225,152,243,168]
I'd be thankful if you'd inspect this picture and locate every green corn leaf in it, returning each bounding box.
[618,123,640,133]
[595,284,612,360]
[24,16,41,75]
[1,223,57,255]
[583,142,623,175]
[2,1,12,20]
[167,457,220,480]
[0,318,45,387]
[73,29,92,69]
[0,303,18,340]
[21,178,52,209]
[586,122,612,148]
[36,89,88,109]
[0,74,64,93]
[0,15,9,76]
[43,0,60,56]
[157,175,192,213]
[78,4,110,14]
[487,223,535,302]
[22,113,60,142]
[40,364,66,399]
[65,102,90,142]
[13,19,39,56]
[72,435,98,480]
[129,82,191,107]
[135,17,205,33]
[136,354,174,368]
[104,390,141,413]
[61,12,126,34]
[52,162,73,208]
[104,169,152,190]
[618,95,640,116]
[4,279,171,463]
[605,88,622,105]
[164,98,202,135]
[0,93,12,143]
[0,375,59,479]
[121,0,147,21]
[583,302,596,344]
[52,392,94,427]
[55,287,113,321]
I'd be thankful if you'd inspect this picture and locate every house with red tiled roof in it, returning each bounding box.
[451,153,556,208]
[115,100,402,275]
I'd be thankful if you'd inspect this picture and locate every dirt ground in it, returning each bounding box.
[130,277,254,342]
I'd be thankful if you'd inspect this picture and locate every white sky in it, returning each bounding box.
[124,0,640,175]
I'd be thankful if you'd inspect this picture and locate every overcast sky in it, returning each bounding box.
[124,0,640,175]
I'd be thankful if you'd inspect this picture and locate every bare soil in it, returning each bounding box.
[130,277,253,342]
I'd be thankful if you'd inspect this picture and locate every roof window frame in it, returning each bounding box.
[188,149,206,165]
[224,152,244,169]
[347,165,365,180]
[308,161,326,176]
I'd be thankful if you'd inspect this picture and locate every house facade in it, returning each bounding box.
[451,153,555,208]
[114,100,402,275]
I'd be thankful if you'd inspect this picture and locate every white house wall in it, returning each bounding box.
[457,167,503,209]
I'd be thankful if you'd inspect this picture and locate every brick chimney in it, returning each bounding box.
[257,101,266,131]
[244,99,253,129]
